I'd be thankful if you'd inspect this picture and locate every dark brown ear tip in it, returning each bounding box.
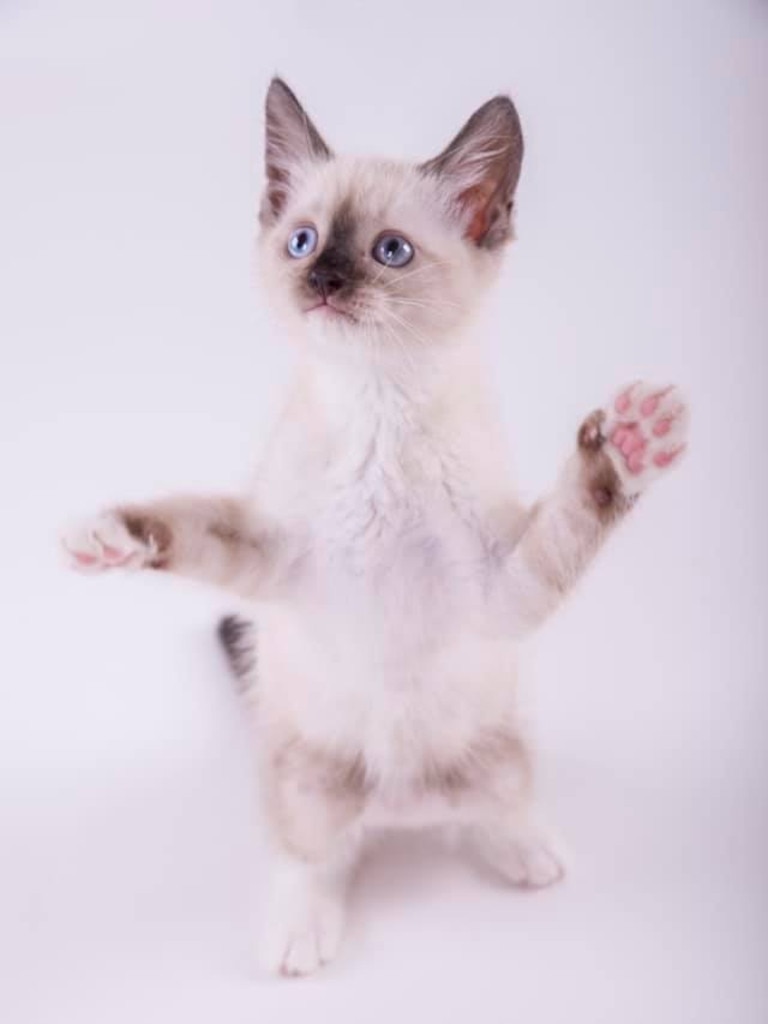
[268,75,291,95]
[494,97,523,142]
[464,95,523,159]
[487,93,518,111]
[481,93,521,120]
[265,76,303,114]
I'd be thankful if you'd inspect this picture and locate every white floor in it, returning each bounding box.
[1,2,766,1022]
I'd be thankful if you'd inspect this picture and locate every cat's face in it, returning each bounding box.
[258,80,523,355]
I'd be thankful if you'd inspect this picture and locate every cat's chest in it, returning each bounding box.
[261,375,506,608]
[309,439,493,597]
[286,465,500,688]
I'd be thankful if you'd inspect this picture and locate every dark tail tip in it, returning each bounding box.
[217,614,257,690]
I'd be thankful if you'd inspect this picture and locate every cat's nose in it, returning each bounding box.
[308,267,344,297]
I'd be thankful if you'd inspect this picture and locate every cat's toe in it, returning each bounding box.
[472,821,567,890]
[493,837,566,889]
[258,896,344,977]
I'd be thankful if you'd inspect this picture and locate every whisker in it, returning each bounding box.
[389,296,462,311]
[380,307,432,351]
[378,260,452,290]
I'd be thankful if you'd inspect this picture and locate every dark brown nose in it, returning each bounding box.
[308,266,344,297]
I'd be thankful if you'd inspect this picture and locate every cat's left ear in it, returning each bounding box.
[262,77,333,224]
[420,95,523,249]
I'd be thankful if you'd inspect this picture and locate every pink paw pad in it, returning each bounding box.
[604,381,688,489]
[653,448,683,469]
[627,450,645,474]
[640,395,659,417]
[620,428,646,457]
[73,552,98,567]
[614,388,635,414]
[101,543,131,565]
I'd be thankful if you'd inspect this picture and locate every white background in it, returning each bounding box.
[1,1,766,1021]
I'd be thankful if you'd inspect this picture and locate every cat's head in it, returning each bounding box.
[258,79,523,355]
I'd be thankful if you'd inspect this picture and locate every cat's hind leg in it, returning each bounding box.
[462,747,566,890]
[468,809,566,889]
[257,731,369,977]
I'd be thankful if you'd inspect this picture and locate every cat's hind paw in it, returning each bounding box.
[257,892,344,978]
[470,821,567,890]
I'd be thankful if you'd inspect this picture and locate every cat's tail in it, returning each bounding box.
[217,614,257,694]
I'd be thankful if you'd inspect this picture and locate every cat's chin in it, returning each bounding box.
[304,301,357,325]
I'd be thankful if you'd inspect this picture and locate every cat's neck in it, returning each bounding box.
[259,336,515,510]
[298,339,489,432]
[283,339,513,503]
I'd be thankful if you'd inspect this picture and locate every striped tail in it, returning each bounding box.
[217,615,257,694]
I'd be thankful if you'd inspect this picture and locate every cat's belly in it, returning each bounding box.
[254,481,522,782]
[254,587,521,785]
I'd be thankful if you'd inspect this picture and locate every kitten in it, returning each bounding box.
[63,78,689,976]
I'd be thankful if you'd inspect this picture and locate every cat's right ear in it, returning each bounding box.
[262,77,332,224]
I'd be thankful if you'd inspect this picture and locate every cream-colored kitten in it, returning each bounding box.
[63,79,689,977]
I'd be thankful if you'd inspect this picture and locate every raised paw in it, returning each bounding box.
[61,511,159,573]
[582,382,689,497]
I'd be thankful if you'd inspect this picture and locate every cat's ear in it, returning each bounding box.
[262,77,332,224]
[420,95,523,249]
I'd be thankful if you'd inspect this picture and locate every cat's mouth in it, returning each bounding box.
[305,299,356,324]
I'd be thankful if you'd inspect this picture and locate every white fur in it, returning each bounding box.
[62,86,689,976]
[254,351,520,780]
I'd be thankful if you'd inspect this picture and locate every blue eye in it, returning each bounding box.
[372,233,414,268]
[288,225,318,258]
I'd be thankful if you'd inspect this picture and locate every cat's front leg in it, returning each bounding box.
[503,382,689,635]
[62,495,278,598]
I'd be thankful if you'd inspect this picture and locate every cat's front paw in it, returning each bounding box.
[62,511,161,573]
[580,382,689,499]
